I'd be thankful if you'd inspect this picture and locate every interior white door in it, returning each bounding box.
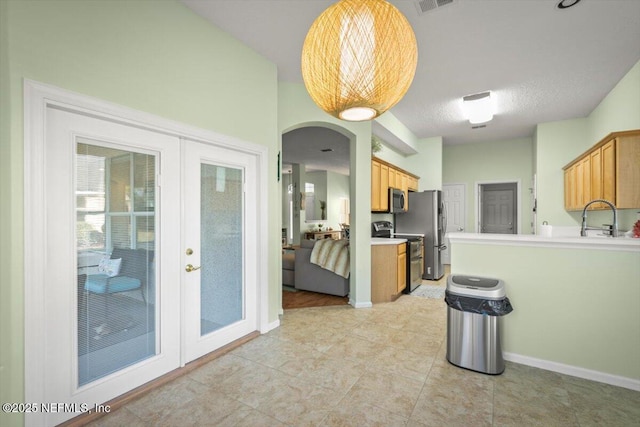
[182,140,258,362]
[442,184,466,264]
[37,107,181,426]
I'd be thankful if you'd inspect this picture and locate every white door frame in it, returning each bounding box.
[24,80,270,425]
[474,179,522,234]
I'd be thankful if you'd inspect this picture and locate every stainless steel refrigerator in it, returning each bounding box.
[394,190,446,280]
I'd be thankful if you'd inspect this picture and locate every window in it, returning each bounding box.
[76,142,156,253]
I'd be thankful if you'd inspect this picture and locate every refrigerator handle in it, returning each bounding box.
[441,200,448,239]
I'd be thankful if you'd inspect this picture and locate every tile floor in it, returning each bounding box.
[88,293,640,426]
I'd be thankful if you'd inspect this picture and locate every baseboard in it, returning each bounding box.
[503,352,640,391]
[350,299,373,309]
[261,318,280,334]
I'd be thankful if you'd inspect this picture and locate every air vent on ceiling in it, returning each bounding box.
[414,0,455,15]
[320,148,334,152]
[471,124,487,130]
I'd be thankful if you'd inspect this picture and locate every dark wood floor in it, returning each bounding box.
[282,288,349,309]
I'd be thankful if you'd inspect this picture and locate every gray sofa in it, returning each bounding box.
[292,239,349,297]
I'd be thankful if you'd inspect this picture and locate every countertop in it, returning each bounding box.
[448,232,640,252]
[371,237,407,246]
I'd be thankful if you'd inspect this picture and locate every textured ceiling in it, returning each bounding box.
[182,0,640,173]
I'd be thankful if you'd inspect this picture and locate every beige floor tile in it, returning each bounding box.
[410,364,494,427]
[280,354,367,394]
[323,333,384,362]
[89,407,147,427]
[229,334,323,369]
[323,399,409,427]
[345,370,425,418]
[86,292,640,427]
[123,376,212,423]
[214,360,297,409]
[231,409,288,427]
[366,344,438,382]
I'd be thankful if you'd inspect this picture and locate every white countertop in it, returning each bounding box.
[371,237,407,246]
[447,232,640,252]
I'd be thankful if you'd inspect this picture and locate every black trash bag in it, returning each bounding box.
[445,290,513,316]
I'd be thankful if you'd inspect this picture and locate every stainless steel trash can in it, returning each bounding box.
[445,275,513,375]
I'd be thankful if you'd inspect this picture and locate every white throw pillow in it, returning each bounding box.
[98,258,122,277]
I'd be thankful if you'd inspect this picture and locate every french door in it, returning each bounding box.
[182,140,258,362]
[27,98,260,426]
[39,107,182,426]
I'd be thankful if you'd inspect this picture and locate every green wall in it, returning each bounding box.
[588,60,640,144]
[1,1,278,426]
[535,60,640,232]
[373,111,443,190]
[451,242,640,381]
[0,0,14,422]
[443,137,534,234]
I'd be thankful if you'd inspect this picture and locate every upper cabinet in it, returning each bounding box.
[371,156,420,212]
[563,130,640,211]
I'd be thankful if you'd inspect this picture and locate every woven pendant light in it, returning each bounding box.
[301,0,417,121]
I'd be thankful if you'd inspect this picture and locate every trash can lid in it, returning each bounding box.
[447,275,506,299]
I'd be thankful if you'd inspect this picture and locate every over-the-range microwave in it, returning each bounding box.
[389,188,406,213]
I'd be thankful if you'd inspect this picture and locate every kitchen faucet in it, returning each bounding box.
[580,199,618,237]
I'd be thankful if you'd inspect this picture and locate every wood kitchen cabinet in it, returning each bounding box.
[371,242,406,303]
[380,163,389,212]
[396,243,407,294]
[371,160,382,211]
[371,156,419,213]
[563,130,640,211]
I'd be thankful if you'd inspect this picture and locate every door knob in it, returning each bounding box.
[457,227,464,231]
[185,264,201,272]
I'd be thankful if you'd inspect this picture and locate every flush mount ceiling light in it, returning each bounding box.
[462,91,494,125]
[301,0,418,122]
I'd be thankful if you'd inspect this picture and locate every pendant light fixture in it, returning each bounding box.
[301,0,418,122]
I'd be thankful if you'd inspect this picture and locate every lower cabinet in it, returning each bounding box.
[396,244,406,294]
[371,243,406,303]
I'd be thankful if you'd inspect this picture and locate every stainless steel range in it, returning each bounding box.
[372,221,424,293]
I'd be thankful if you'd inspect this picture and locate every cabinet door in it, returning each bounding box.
[371,160,381,211]
[401,173,409,211]
[564,168,572,210]
[575,160,584,209]
[590,148,603,209]
[580,156,591,207]
[388,166,396,188]
[380,163,389,211]
[602,139,616,205]
[570,165,578,210]
[615,134,640,208]
[397,245,406,294]
[408,176,418,191]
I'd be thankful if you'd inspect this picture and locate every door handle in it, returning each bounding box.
[457,227,464,231]
[185,264,201,272]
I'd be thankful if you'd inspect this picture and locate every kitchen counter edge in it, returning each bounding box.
[447,232,640,252]
[371,237,408,246]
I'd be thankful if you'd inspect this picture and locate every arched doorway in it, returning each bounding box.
[281,126,351,308]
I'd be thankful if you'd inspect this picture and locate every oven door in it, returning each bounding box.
[408,257,422,292]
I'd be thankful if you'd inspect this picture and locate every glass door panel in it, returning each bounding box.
[183,140,257,363]
[76,141,157,387]
[200,164,244,335]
